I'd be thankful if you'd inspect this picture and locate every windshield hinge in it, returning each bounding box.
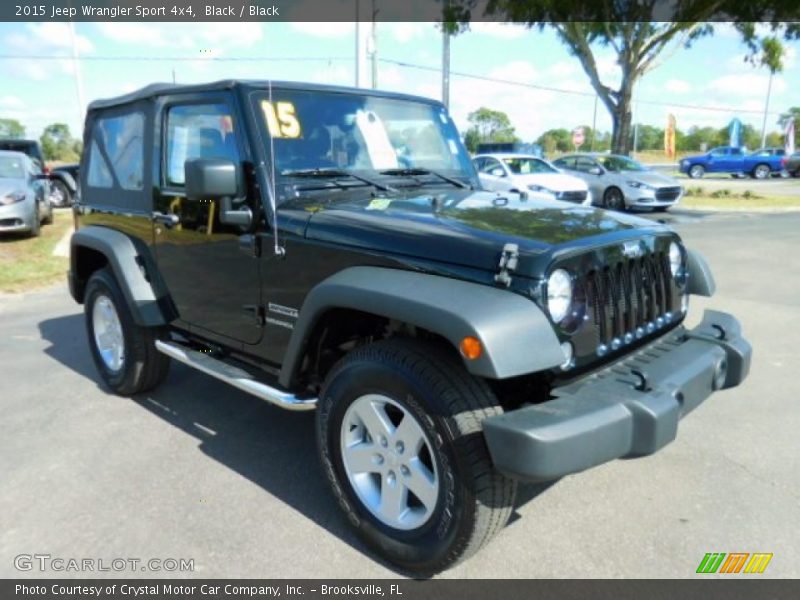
[494,243,519,288]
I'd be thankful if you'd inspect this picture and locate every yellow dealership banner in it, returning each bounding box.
[665,113,676,160]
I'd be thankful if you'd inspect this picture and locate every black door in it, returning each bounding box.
[153,94,262,346]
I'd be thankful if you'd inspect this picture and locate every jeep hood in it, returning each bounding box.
[296,189,672,277]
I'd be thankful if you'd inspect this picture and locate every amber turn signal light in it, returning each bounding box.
[459,336,483,360]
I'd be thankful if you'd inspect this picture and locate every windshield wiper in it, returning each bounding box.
[282,168,397,193]
[379,168,471,190]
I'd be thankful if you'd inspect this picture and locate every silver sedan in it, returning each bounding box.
[0,150,53,236]
[552,153,683,212]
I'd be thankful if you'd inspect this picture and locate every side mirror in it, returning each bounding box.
[185,158,251,227]
[490,168,505,177]
[589,166,603,175]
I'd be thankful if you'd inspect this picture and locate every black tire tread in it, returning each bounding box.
[85,268,170,395]
[321,338,516,574]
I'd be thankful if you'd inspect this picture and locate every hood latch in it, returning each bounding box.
[494,243,519,287]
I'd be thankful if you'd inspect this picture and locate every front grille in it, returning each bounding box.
[655,186,682,201]
[557,190,588,203]
[585,251,674,347]
[0,218,23,227]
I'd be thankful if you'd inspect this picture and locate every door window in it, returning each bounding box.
[165,103,240,187]
[574,157,598,173]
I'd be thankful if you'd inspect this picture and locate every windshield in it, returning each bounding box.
[502,157,558,175]
[597,155,646,172]
[0,156,25,179]
[254,90,474,182]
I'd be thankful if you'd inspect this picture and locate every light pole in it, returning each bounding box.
[442,27,450,108]
[67,19,85,127]
[760,71,773,148]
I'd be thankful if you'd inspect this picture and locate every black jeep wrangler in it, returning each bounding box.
[69,80,751,575]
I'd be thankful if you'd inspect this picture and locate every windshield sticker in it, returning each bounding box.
[355,110,399,169]
[366,198,392,211]
[262,101,302,139]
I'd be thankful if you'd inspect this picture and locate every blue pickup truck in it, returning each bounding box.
[679,146,786,179]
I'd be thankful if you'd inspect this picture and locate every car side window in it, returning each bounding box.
[731,148,743,156]
[574,157,597,173]
[86,112,145,191]
[710,148,726,157]
[478,158,505,177]
[553,157,575,170]
[165,103,240,188]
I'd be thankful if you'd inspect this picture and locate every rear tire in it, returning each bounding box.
[49,180,72,208]
[752,163,771,179]
[316,339,516,576]
[84,268,171,395]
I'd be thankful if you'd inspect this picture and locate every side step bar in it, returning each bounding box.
[155,340,317,412]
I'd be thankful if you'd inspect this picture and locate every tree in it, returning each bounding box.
[778,106,800,134]
[40,123,80,162]
[0,118,25,138]
[463,106,519,152]
[536,128,571,153]
[445,2,800,155]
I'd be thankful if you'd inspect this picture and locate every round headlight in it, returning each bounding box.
[547,269,573,323]
[669,242,682,277]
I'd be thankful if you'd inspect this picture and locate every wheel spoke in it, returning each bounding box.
[405,458,438,510]
[394,413,426,455]
[380,475,407,523]
[344,442,381,474]
[354,400,394,440]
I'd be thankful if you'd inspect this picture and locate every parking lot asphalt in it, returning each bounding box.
[1,209,798,579]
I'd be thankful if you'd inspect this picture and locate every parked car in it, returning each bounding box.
[473,153,592,205]
[69,80,750,575]
[781,152,800,177]
[475,142,544,158]
[0,150,53,236]
[679,146,785,179]
[0,139,78,205]
[552,153,683,211]
[50,163,80,207]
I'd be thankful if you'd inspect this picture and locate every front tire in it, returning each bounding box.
[84,268,171,395]
[602,187,625,211]
[316,339,516,575]
[28,203,41,237]
[688,164,705,179]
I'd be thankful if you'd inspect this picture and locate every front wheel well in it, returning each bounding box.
[296,308,458,392]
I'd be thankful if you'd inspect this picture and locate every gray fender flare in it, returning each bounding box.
[70,226,169,326]
[278,266,564,388]
[686,249,716,297]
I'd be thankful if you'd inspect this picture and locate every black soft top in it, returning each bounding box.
[87,79,443,111]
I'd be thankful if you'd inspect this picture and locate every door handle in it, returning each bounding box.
[152,212,180,228]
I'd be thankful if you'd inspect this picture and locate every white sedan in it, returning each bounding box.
[473,153,592,206]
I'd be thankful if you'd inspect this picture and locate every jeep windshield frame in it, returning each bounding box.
[250,89,476,202]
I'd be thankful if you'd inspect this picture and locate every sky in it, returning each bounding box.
[0,21,798,143]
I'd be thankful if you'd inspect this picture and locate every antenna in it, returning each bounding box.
[266,80,284,257]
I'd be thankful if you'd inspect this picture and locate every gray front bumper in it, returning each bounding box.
[483,310,752,482]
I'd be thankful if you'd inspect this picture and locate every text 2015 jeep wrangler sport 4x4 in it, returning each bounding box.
[69,80,751,575]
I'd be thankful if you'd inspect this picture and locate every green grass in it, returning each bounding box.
[0,210,72,293]
[680,194,800,210]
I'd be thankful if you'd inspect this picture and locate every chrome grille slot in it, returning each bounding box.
[586,250,674,348]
